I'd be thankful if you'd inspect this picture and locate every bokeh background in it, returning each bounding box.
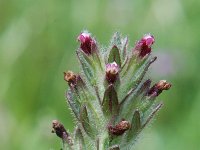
[0,0,200,149]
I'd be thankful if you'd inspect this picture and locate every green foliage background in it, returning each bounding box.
[0,0,200,149]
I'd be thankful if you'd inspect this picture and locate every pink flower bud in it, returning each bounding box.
[106,62,120,83]
[133,34,155,58]
[77,32,97,55]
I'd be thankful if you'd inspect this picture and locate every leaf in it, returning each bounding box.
[102,85,119,118]
[142,103,163,129]
[118,56,157,102]
[129,57,156,87]
[66,77,94,121]
[126,110,141,142]
[139,96,156,113]
[111,32,122,48]
[119,79,151,120]
[66,90,80,120]
[76,50,96,85]
[74,127,85,149]
[80,105,94,138]
[74,127,84,142]
[121,79,151,105]
[108,32,129,67]
[108,45,121,67]
[121,36,128,60]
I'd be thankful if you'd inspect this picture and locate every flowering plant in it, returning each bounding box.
[52,31,171,150]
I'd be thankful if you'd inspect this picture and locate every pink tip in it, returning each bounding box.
[77,32,96,55]
[134,34,155,58]
[143,34,155,47]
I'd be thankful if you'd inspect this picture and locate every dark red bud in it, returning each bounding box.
[77,32,97,55]
[52,120,68,139]
[106,62,120,83]
[108,119,131,136]
[133,34,155,58]
[148,80,172,96]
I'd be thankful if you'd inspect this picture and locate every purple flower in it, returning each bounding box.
[133,34,155,58]
[106,62,119,83]
[77,32,97,55]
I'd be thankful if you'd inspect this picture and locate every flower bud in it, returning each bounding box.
[52,120,68,139]
[156,80,172,90]
[52,120,73,146]
[106,62,120,83]
[108,119,131,136]
[148,80,171,96]
[64,71,77,86]
[64,71,85,89]
[133,34,155,58]
[77,32,97,55]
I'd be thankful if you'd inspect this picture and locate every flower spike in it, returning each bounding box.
[52,31,171,150]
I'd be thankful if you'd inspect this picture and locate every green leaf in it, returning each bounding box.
[77,50,96,85]
[108,45,121,67]
[121,79,151,105]
[118,56,157,102]
[126,110,141,142]
[66,90,80,120]
[74,127,85,149]
[111,32,122,48]
[109,32,128,67]
[139,96,156,113]
[119,79,151,120]
[80,105,95,138]
[142,103,163,129]
[121,36,128,60]
[102,85,119,118]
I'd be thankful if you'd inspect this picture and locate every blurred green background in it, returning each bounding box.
[0,0,200,149]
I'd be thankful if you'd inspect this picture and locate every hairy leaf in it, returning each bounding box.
[102,85,119,118]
